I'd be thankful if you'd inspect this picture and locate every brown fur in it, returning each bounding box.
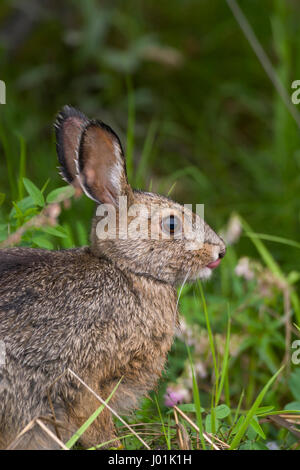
[0,106,225,449]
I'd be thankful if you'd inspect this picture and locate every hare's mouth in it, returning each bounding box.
[206,259,221,269]
[206,245,226,270]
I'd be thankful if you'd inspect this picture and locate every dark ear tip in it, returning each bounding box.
[54,105,88,129]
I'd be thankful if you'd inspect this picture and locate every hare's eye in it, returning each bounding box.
[162,215,181,235]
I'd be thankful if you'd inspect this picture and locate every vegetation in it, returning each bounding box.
[1,0,300,450]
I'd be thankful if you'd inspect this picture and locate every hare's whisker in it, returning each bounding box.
[175,268,191,313]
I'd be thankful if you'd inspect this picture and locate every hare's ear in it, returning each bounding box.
[55,106,88,185]
[77,120,133,206]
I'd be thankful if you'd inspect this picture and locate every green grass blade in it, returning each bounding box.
[231,389,245,432]
[244,232,300,250]
[215,308,231,406]
[0,120,16,199]
[125,75,135,182]
[239,216,282,277]
[186,344,206,449]
[135,119,158,188]
[65,378,122,449]
[239,215,300,324]
[17,134,26,201]
[198,282,219,401]
[229,366,284,449]
[23,178,45,207]
[88,433,132,450]
[154,394,170,450]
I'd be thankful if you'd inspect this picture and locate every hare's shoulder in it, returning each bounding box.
[0,246,87,274]
[0,247,138,365]
[0,245,135,297]
[0,246,115,277]
[0,247,139,325]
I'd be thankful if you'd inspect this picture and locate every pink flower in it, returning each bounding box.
[164,386,186,407]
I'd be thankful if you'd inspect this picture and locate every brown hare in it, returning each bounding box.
[0,106,225,449]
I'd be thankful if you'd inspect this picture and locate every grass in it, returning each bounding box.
[1,0,300,450]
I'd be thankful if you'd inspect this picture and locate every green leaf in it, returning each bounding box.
[23,178,44,207]
[177,403,205,413]
[215,404,231,419]
[284,401,300,411]
[9,196,34,219]
[249,416,266,440]
[252,442,269,450]
[0,193,5,206]
[46,186,75,204]
[287,271,300,285]
[31,235,53,250]
[23,207,39,218]
[12,201,24,219]
[289,369,300,401]
[205,413,219,433]
[256,406,274,415]
[230,415,245,436]
[239,440,253,450]
[246,424,257,440]
[40,226,68,238]
[41,178,50,194]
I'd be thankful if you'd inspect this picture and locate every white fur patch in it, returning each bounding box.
[211,245,221,262]
[190,267,213,281]
[74,155,100,203]
[109,141,124,195]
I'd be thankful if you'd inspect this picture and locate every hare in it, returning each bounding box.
[0,106,225,450]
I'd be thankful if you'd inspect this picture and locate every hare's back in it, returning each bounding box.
[0,246,132,368]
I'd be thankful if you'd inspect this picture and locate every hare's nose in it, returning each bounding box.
[219,247,226,259]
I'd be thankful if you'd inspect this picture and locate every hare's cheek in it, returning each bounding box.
[184,239,203,251]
